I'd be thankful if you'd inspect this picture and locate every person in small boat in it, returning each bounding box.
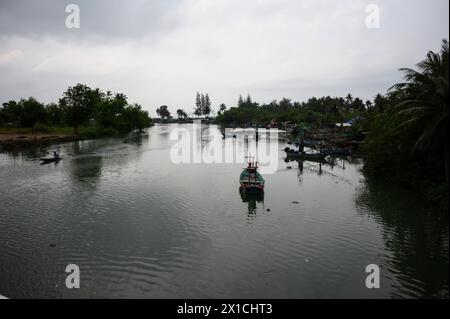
[298,138,305,154]
[53,151,60,159]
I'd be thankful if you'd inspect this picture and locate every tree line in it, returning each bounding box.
[0,84,153,137]
[217,93,368,126]
[155,92,216,122]
[217,39,448,210]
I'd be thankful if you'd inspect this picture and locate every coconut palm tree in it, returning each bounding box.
[390,39,449,182]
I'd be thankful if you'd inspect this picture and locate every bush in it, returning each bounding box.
[77,126,121,139]
[79,126,100,139]
[32,123,49,133]
[99,127,119,136]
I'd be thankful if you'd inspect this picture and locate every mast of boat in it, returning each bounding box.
[245,155,257,182]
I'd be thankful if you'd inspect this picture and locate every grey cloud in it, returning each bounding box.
[0,0,449,115]
[0,0,182,40]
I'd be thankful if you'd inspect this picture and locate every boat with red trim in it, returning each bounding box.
[239,157,265,192]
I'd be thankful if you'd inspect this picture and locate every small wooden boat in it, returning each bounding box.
[284,147,328,160]
[40,157,62,164]
[240,157,265,192]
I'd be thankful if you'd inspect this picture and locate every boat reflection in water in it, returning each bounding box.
[284,156,324,179]
[239,186,265,221]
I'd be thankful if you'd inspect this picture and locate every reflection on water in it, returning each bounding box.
[71,156,103,183]
[355,179,449,298]
[0,124,448,299]
[239,187,265,222]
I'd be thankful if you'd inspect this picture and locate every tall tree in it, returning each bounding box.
[0,100,21,125]
[390,39,449,182]
[203,93,211,118]
[200,94,206,116]
[245,94,252,106]
[238,95,244,108]
[374,94,388,114]
[45,102,64,126]
[352,97,366,112]
[123,104,151,132]
[60,84,94,133]
[19,97,46,127]
[176,109,188,119]
[219,103,227,114]
[194,92,202,118]
[156,105,171,120]
[345,94,353,109]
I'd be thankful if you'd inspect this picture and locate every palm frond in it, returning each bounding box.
[441,39,449,54]
[412,129,433,151]
[388,82,408,92]
[394,100,434,111]
[395,117,421,131]
[395,107,430,117]
[427,113,449,141]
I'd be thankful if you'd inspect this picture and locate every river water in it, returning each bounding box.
[0,124,448,299]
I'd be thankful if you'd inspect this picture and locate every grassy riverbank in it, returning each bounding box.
[0,84,153,143]
[0,125,136,149]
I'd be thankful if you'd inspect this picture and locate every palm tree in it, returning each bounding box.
[390,39,449,182]
[345,93,353,105]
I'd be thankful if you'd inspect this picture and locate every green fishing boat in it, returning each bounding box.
[240,157,265,192]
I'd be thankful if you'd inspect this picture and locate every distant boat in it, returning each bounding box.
[327,148,350,156]
[240,157,265,192]
[284,147,328,160]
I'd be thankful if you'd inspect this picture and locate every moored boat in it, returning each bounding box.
[239,158,265,192]
[327,148,350,156]
[284,147,328,160]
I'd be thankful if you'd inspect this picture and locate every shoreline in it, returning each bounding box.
[0,132,80,150]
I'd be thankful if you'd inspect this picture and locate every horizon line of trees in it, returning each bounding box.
[216,92,369,126]
[155,92,226,122]
[0,84,153,135]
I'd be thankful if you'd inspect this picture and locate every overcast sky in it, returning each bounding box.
[0,0,448,116]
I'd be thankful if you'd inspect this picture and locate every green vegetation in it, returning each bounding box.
[176,109,188,120]
[156,105,172,121]
[0,84,153,137]
[217,94,366,127]
[194,92,212,118]
[362,39,448,210]
[217,39,448,210]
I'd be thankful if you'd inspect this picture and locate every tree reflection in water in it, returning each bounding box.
[354,178,449,298]
[123,131,149,147]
